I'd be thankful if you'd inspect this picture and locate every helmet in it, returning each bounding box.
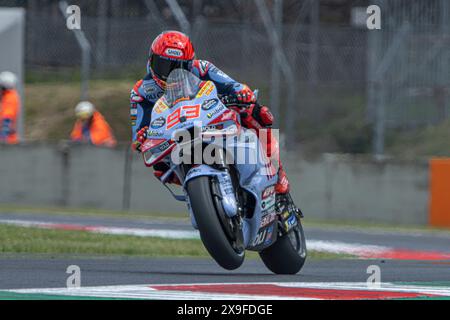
[0,71,17,90]
[75,101,95,120]
[148,31,195,88]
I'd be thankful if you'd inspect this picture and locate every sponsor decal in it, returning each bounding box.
[252,225,274,247]
[264,225,274,245]
[131,121,136,126]
[198,60,209,75]
[143,84,163,100]
[207,105,225,119]
[260,213,276,228]
[165,48,183,57]
[146,129,164,137]
[154,140,170,153]
[196,81,214,98]
[150,116,166,129]
[252,229,267,246]
[201,98,218,110]
[143,83,156,94]
[262,186,275,199]
[261,196,275,210]
[130,116,137,121]
[130,109,138,116]
[206,88,214,96]
[202,124,224,132]
[130,90,143,103]
[284,214,298,231]
[154,100,169,114]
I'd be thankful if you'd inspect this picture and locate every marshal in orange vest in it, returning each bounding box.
[70,108,117,148]
[0,88,21,144]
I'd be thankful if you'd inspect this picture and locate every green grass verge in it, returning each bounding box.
[0,224,348,260]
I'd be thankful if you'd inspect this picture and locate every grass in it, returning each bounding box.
[0,224,206,257]
[0,224,347,260]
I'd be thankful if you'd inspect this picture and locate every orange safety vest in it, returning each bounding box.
[70,111,117,147]
[0,89,20,144]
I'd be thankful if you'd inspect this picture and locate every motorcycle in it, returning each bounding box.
[140,69,306,274]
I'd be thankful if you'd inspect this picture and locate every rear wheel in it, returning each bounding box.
[259,221,307,274]
[186,176,244,270]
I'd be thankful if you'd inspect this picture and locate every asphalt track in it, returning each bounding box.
[0,211,449,299]
[1,256,450,289]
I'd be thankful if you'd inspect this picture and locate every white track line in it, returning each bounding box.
[0,219,199,239]
[7,282,450,300]
[7,284,317,300]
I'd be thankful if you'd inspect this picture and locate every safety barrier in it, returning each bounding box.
[0,143,438,226]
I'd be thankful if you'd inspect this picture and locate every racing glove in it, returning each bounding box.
[235,84,256,104]
[240,103,274,129]
[133,126,148,152]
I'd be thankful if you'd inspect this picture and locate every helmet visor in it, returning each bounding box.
[150,54,191,82]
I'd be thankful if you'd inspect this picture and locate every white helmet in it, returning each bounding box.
[75,101,95,119]
[0,71,17,89]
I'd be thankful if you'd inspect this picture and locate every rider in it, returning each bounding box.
[130,31,299,213]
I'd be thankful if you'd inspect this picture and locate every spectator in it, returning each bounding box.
[70,101,117,147]
[0,71,20,144]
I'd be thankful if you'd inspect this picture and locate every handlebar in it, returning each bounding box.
[219,94,253,108]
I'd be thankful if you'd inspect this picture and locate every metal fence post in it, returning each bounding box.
[255,0,297,147]
[270,0,282,126]
[164,0,191,34]
[97,0,108,69]
[440,0,449,119]
[309,0,319,86]
[58,1,91,100]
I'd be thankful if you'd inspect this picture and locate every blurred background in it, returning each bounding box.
[0,0,449,227]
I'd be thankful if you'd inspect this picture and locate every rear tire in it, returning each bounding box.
[186,176,244,270]
[259,221,307,274]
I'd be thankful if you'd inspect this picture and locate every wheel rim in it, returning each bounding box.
[288,225,306,258]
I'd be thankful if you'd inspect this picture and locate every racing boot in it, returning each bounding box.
[275,168,304,233]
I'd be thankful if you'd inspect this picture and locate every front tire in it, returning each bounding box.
[259,221,307,274]
[186,176,244,270]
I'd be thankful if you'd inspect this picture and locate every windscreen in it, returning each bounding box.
[163,68,202,107]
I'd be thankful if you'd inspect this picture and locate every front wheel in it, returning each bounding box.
[186,176,244,270]
[259,221,307,274]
